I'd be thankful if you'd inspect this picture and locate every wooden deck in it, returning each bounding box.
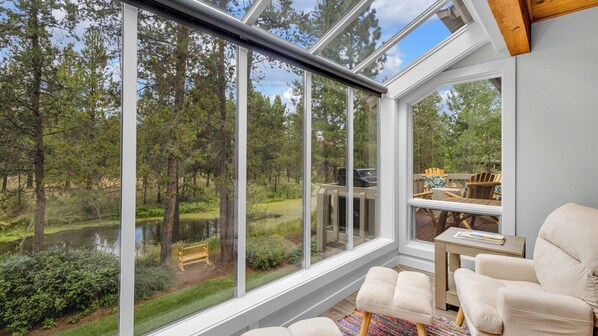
[415,210,499,242]
[320,265,461,323]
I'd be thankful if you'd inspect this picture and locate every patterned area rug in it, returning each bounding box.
[337,309,470,336]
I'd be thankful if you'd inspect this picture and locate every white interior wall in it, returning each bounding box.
[443,6,598,256]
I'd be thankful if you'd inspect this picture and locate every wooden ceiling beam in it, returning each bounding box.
[488,0,531,56]
[530,0,598,22]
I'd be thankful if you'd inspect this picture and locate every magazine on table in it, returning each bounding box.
[453,230,506,245]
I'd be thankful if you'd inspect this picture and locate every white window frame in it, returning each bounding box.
[117,1,493,333]
[397,58,516,269]
[118,5,394,336]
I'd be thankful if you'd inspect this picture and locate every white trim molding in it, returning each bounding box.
[461,0,507,53]
[385,21,489,100]
[397,58,516,265]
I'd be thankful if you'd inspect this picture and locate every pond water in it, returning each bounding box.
[0,218,219,257]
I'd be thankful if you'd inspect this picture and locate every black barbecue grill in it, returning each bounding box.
[336,168,377,187]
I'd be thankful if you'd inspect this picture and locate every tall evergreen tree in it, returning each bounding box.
[0,0,78,252]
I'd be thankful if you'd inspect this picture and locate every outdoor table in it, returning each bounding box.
[435,196,501,236]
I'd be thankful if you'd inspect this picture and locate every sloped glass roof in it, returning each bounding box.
[197,0,256,19]
[257,0,360,49]
[198,0,473,84]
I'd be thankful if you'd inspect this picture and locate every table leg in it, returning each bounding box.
[449,253,461,273]
[435,241,448,310]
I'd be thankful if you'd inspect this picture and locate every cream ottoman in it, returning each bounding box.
[356,267,433,336]
[241,317,342,336]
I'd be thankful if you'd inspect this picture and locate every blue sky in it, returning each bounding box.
[253,0,456,109]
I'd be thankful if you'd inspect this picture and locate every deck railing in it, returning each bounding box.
[413,173,475,194]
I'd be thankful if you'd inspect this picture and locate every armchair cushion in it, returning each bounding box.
[454,268,545,335]
[497,287,594,336]
[475,254,538,283]
[533,203,598,325]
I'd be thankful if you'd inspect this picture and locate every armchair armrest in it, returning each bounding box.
[475,254,538,283]
[498,288,594,336]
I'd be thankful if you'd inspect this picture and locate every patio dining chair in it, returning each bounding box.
[444,173,501,230]
[413,168,447,225]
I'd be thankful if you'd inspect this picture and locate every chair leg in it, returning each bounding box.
[416,323,427,336]
[359,311,372,336]
[455,307,465,327]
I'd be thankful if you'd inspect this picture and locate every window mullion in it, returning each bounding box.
[119,4,138,335]
[303,72,312,269]
[235,46,249,297]
[347,87,354,250]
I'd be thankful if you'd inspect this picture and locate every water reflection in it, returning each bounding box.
[0,218,219,256]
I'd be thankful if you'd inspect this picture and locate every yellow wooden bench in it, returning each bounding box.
[178,243,210,272]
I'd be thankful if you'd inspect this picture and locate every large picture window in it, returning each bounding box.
[398,59,516,265]
[412,79,502,242]
[0,0,387,334]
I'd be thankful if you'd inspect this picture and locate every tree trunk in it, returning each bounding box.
[26,172,33,189]
[142,175,147,205]
[172,170,180,242]
[1,175,6,193]
[31,6,46,254]
[160,155,178,264]
[215,38,235,263]
[205,174,210,188]
[17,172,21,208]
[157,184,161,204]
[160,24,189,261]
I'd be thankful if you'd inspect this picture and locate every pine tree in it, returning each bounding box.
[0,0,79,252]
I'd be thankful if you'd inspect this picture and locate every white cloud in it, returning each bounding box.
[372,0,436,26]
[372,45,403,82]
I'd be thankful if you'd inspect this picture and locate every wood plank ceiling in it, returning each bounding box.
[488,0,598,56]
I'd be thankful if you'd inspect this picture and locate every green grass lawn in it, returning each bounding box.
[56,268,296,336]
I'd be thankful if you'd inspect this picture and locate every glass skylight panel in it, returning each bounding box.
[197,0,255,19]
[318,0,437,69]
[361,1,472,82]
[256,0,360,49]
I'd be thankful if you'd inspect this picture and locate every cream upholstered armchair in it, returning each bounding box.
[454,203,598,336]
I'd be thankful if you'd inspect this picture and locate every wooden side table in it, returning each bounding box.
[434,227,526,310]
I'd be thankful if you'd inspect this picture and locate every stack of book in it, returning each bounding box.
[453,230,506,245]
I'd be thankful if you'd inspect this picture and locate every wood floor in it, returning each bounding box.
[320,265,462,324]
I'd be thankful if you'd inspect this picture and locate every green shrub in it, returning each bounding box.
[42,318,57,330]
[289,238,320,265]
[135,205,165,219]
[134,264,174,301]
[0,250,119,334]
[267,184,302,200]
[66,313,81,324]
[246,235,285,271]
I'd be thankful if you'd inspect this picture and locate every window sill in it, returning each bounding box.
[148,238,397,336]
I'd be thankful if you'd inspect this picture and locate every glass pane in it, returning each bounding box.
[198,0,254,19]
[246,53,303,290]
[133,11,237,334]
[411,78,502,239]
[413,207,500,243]
[257,0,360,49]
[352,91,378,247]
[311,75,348,263]
[319,0,436,69]
[0,1,121,335]
[361,2,472,82]
[323,1,471,76]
